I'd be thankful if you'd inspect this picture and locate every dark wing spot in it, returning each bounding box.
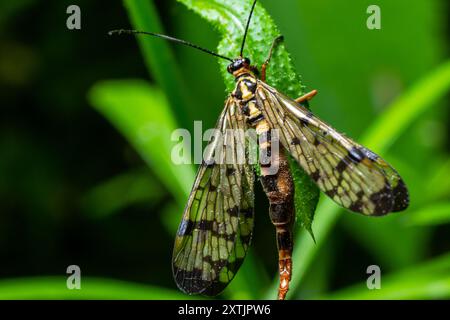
[370,185,393,215]
[325,188,337,198]
[300,118,310,125]
[311,171,321,181]
[173,266,209,294]
[291,137,301,145]
[222,233,237,242]
[226,167,236,176]
[211,225,231,239]
[196,220,214,231]
[349,200,364,213]
[392,179,409,212]
[313,138,320,146]
[336,159,348,173]
[177,219,194,236]
[227,206,239,217]
[348,147,365,163]
[203,255,213,264]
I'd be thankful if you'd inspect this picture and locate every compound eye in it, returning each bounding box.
[244,57,251,65]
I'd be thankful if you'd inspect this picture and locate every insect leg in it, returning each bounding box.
[295,89,318,103]
[259,136,295,300]
[261,35,284,81]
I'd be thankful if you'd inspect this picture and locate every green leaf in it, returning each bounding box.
[288,155,319,241]
[342,214,430,270]
[88,79,194,207]
[122,0,196,131]
[82,168,163,218]
[425,159,450,202]
[178,0,305,96]
[406,202,450,226]
[0,277,192,299]
[362,60,450,152]
[321,253,450,300]
[341,156,429,270]
[223,253,270,299]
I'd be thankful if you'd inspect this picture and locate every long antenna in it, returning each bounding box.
[240,0,258,57]
[109,29,234,62]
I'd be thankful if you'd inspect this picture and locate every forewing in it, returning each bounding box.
[172,98,255,296]
[256,81,408,216]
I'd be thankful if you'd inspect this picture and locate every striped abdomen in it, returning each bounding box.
[233,74,295,299]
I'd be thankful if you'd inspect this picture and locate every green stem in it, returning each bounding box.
[122,0,195,130]
[0,276,193,300]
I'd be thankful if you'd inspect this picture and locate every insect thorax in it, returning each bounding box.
[232,74,266,129]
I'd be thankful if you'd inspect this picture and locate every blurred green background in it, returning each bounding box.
[0,0,449,299]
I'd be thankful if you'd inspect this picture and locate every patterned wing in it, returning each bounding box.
[256,81,409,216]
[172,98,255,296]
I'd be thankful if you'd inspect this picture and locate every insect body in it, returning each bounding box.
[110,0,409,300]
[172,51,409,300]
[229,57,297,300]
